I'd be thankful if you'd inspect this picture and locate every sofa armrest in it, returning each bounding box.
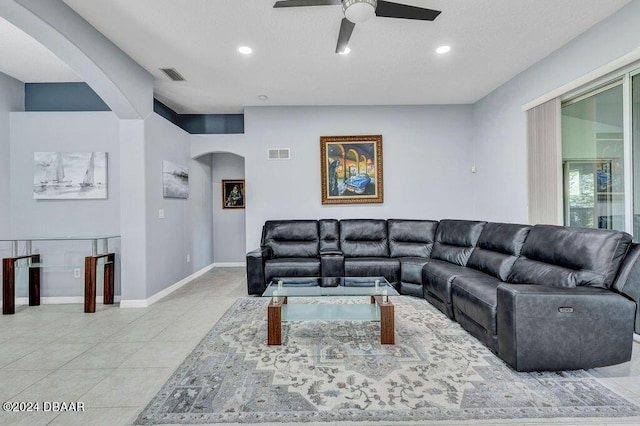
[497,283,635,371]
[246,247,272,295]
[612,243,640,333]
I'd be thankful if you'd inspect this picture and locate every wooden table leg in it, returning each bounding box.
[378,298,395,345]
[2,258,15,315]
[84,256,96,313]
[103,254,115,305]
[268,300,282,345]
[29,254,40,307]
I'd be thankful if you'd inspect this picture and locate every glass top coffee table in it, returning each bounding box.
[261,277,399,346]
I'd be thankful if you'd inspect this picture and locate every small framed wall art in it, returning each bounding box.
[222,179,245,209]
[162,160,189,199]
[320,135,383,204]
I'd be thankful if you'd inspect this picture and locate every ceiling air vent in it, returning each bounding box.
[160,68,186,81]
[268,148,290,160]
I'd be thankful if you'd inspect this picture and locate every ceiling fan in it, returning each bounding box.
[273,0,441,54]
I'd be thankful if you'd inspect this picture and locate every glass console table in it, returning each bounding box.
[261,277,399,345]
[1,236,119,314]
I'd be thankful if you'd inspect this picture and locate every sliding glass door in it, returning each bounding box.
[561,82,625,231]
[633,73,640,238]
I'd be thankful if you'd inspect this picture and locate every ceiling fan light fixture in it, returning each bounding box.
[338,47,351,55]
[343,0,377,23]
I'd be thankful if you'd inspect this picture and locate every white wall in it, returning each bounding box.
[211,153,245,264]
[144,113,213,298]
[190,154,213,270]
[243,105,475,249]
[8,111,121,297]
[0,72,24,236]
[10,112,120,236]
[473,0,640,223]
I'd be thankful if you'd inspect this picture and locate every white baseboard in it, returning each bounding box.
[212,262,245,267]
[119,263,216,309]
[11,296,122,305]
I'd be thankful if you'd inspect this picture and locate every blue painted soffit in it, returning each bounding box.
[24,82,244,134]
[154,100,244,134]
[25,82,110,112]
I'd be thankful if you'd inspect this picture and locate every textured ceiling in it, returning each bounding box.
[0,1,631,113]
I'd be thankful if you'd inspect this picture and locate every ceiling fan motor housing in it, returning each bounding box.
[343,0,377,23]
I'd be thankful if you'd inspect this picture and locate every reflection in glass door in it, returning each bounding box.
[633,73,640,239]
[561,82,625,231]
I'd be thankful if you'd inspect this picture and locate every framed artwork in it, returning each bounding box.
[320,135,383,204]
[162,160,189,199]
[222,179,245,209]
[33,152,107,200]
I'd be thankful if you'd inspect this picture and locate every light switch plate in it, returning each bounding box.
[159,209,165,219]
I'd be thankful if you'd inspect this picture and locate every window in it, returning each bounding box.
[561,82,625,231]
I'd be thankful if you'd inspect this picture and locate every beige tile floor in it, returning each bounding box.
[0,266,637,426]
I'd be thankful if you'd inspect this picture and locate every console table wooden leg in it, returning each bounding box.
[84,256,96,313]
[29,254,40,307]
[103,254,115,305]
[379,301,395,345]
[268,301,282,345]
[2,258,15,315]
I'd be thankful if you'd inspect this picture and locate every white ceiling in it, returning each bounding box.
[0,0,631,113]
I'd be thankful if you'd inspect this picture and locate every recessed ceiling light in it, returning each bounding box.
[436,45,451,54]
[238,46,253,55]
[338,47,351,55]
[258,95,268,101]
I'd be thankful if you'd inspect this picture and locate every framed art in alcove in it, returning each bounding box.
[320,135,383,205]
[222,179,245,209]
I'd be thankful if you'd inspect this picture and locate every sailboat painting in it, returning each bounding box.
[33,152,108,199]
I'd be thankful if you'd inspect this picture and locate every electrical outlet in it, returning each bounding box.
[73,268,81,278]
[158,209,165,219]
[186,254,191,263]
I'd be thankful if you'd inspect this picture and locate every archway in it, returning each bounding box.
[193,150,246,266]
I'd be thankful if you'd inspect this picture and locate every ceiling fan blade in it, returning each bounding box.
[335,18,355,54]
[274,0,341,7]
[375,1,441,20]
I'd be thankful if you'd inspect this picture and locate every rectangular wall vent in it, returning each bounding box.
[160,68,186,81]
[267,148,290,160]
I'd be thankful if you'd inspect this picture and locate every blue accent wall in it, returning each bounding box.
[25,82,110,111]
[153,100,244,134]
[24,83,244,134]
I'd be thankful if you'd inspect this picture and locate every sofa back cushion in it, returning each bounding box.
[262,220,319,258]
[319,219,340,251]
[431,220,486,266]
[388,219,439,258]
[340,219,389,257]
[507,224,632,289]
[466,222,531,280]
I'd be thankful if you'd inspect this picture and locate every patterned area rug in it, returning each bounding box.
[134,296,640,424]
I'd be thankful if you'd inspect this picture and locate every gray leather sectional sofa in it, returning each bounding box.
[246,219,640,372]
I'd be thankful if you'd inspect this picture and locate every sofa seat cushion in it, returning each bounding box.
[422,260,479,304]
[399,257,430,284]
[451,274,502,335]
[345,257,400,283]
[264,258,321,282]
